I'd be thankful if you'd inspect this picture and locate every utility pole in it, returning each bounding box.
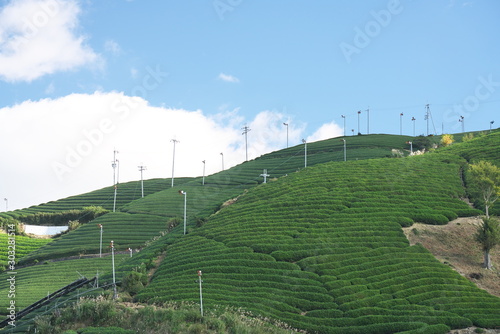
[112,150,119,212]
[411,117,416,136]
[424,104,436,136]
[283,122,289,148]
[197,270,204,317]
[341,115,346,137]
[179,190,187,235]
[491,121,495,132]
[171,139,179,187]
[138,165,146,198]
[399,113,404,135]
[459,116,465,133]
[366,108,370,134]
[260,169,270,183]
[3,198,7,211]
[111,149,120,212]
[98,224,103,258]
[341,139,346,161]
[202,160,206,185]
[357,110,361,135]
[110,240,117,299]
[220,152,224,171]
[242,125,251,161]
[302,139,307,168]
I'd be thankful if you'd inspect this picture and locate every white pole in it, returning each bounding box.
[400,113,404,135]
[341,139,346,161]
[283,122,289,148]
[197,270,203,317]
[179,191,187,235]
[202,160,206,186]
[171,139,179,187]
[357,110,361,135]
[138,165,146,198]
[341,115,346,137]
[98,224,103,258]
[220,153,224,171]
[113,185,117,213]
[366,108,370,134]
[111,240,117,299]
[4,198,7,211]
[302,139,307,168]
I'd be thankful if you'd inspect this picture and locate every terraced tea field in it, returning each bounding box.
[1,132,500,333]
[137,152,500,333]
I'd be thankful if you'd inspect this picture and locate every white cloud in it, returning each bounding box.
[307,122,343,142]
[104,39,121,55]
[0,0,100,82]
[0,92,307,210]
[217,72,239,83]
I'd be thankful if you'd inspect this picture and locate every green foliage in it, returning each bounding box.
[467,160,500,218]
[121,270,148,296]
[475,217,500,269]
[412,136,433,151]
[5,206,109,226]
[32,299,298,334]
[462,133,475,142]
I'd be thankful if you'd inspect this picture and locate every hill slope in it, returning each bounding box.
[1,132,500,333]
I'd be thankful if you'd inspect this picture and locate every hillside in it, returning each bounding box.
[1,132,500,333]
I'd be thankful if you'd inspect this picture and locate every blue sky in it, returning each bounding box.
[0,0,499,210]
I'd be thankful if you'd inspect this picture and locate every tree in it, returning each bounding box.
[468,160,500,218]
[440,134,454,147]
[475,217,500,269]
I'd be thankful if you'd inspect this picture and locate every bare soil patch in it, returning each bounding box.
[403,217,500,333]
[403,217,500,297]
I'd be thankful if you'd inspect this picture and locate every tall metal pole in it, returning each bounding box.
[366,108,370,134]
[491,121,495,132]
[357,110,361,135]
[283,122,289,148]
[459,116,464,132]
[341,115,346,137]
[341,139,346,161]
[112,150,119,212]
[98,224,103,258]
[138,165,146,198]
[197,270,204,317]
[425,104,430,136]
[171,139,179,187]
[220,152,224,171]
[3,198,7,211]
[400,113,404,135]
[242,125,251,161]
[179,190,187,235]
[111,240,117,299]
[302,139,307,168]
[202,160,206,186]
[411,117,416,136]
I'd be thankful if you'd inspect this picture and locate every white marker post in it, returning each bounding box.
[179,190,187,234]
[98,224,103,258]
[197,270,204,317]
[111,240,117,299]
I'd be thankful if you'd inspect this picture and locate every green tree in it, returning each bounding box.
[468,160,500,218]
[475,217,500,269]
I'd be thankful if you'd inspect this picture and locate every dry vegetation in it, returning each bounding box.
[404,217,500,334]
[403,217,500,297]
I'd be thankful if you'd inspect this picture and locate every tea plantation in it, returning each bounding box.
[1,131,500,333]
